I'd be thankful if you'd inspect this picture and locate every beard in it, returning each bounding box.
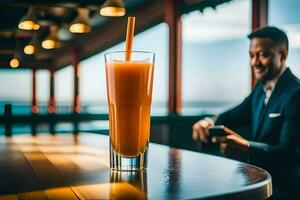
[254,63,282,84]
[253,65,268,83]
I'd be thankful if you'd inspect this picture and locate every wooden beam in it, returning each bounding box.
[48,68,56,113]
[0,0,105,8]
[0,113,204,125]
[71,48,80,114]
[0,49,14,54]
[182,0,232,13]
[165,0,182,115]
[252,0,268,30]
[0,60,52,69]
[251,0,268,88]
[53,0,165,70]
[31,69,38,113]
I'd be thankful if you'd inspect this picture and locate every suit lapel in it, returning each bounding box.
[253,68,292,140]
[253,88,266,139]
[264,69,291,109]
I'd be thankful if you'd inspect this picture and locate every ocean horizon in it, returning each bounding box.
[0,100,239,135]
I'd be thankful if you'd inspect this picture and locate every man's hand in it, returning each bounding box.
[192,117,215,143]
[212,126,250,161]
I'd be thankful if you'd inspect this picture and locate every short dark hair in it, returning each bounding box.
[247,26,289,51]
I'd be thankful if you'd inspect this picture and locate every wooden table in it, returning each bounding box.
[0,133,272,200]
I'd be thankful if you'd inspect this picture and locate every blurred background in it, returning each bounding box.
[0,0,299,151]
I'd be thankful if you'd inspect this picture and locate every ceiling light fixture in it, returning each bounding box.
[24,44,35,55]
[100,0,126,17]
[10,50,21,68]
[10,57,20,68]
[18,6,40,31]
[69,8,91,33]
[10,40,21,68]
[42,25,60,49]
[24,34,39,55]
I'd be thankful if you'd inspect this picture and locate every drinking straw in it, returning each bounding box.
[125,16,135,61]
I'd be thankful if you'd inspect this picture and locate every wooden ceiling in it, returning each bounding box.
[0,0,231,70]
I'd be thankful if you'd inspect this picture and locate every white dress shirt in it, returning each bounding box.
[263,67,287,105]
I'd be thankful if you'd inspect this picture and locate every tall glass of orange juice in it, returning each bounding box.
[105,51,155,171]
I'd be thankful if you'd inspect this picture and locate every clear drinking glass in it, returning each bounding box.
[105,51,155,171]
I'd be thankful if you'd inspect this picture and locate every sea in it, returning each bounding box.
[0,100,237,135]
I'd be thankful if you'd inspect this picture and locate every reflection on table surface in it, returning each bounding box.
[0,133,272,200]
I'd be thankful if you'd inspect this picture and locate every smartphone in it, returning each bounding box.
[208,125,228,139]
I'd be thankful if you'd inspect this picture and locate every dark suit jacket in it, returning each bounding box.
[216,68,300,196]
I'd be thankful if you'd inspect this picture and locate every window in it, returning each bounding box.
[36,70,49,102]
[36,70,50,113]
[0,70,31,114]
[182,0,251,115]
[269,0,300,77]
[80,23,169,115]
[56,66,73,112]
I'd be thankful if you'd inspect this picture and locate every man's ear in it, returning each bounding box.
[280,49,288,61]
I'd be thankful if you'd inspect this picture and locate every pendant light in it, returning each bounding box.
[10,51,21,68]
[100,0,126,17]
[10,40,21,68]
[42,25,60,49]
[10,57,20,68]
[24,34,39,55]
[18,6,40,31]
[69,8,91,33]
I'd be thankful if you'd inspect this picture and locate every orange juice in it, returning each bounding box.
[106,61,154,157]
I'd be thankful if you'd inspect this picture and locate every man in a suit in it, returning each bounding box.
[192,26,300,199]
